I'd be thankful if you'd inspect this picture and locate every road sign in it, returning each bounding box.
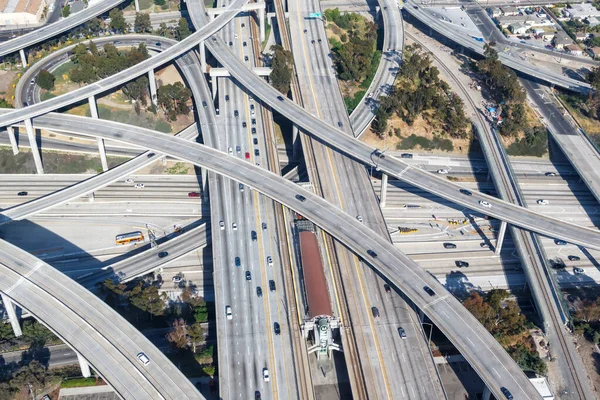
[308,12,322,18]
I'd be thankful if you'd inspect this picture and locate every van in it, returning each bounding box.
[226,306,232,320]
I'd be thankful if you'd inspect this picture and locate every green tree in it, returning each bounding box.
[154,0,166,5]
[157,82,191,120]
[134,13,152,33]
[62,4,70,18]
[109,8,127,33]
[0,321,15,341]
[128,282,167,318]
[0,382,13,400]
[21,320,57,346]
[269,44,294,94]
[188,322,205,353]
[83,17,104,35]
[123,75,149,105]
[177,18,191,40]
[35,69,55,91]
[157,22,170,38]
[166,318,188,350]
[10,360,47,397]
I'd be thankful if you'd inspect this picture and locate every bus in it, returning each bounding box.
[115,231,144,245]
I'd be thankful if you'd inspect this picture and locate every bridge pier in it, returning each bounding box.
[212,77,218,101]
[7,126,19,154]
[1,294,22,337]
[495,220,508,255]
[380,173,388,208]
[77,352,92,377]
[199,41,207,72]
[88,96,109,172]
[259,6,265,43]
[134,0,140,12]
[19,49,27,68]
[24,118,43,174]
[148,69,158,107]
[292,124,299,159]
[201,167,208,201]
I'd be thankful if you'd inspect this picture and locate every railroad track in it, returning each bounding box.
[406,32,589,399]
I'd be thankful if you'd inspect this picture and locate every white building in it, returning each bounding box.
[0,0,48,27]
[563,2,600,20]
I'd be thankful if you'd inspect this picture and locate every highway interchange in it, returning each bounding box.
[1,0,600,398]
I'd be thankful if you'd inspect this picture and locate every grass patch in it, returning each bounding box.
[165,162,190,175]
[155,120,171,133]
[506,127,548,157]
[262,20,272,51]
[61,377,103,388]
[344,90,366,113]
[0,148,128,174]
[51,61,75,85]
[138,0,154,10]
[40,91,56,101]
[558,92,600,136]
[396,134,454,152]
[204,0,215,8]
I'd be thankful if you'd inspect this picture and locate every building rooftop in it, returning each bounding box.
[0,0,43,14]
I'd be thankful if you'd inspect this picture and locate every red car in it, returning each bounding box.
[245,152,250,159]
[188,192,201,197]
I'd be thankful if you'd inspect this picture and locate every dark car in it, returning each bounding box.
[295,194,306,202]
[371,307,380,318]
[337,121,343,128]
[273,322,280,335]
[455,261,469,268]
[251,231,257,241]
[262,222,267,230]
[252,118,257,125]
[367,250,378,258]
[501,387,513,400]
[17,191,28,196]
[228,41,233,46]
[277,96,284,101]
[202,101,208,108]
[554,239,567,245]
[158,251,168,258]
[443,243,457,249]
[188,192,201,198]
[243,41,247,47]
[225,95,230,102]
[311,39,315,44]
[400,153,413,159]
[242,121,247,128]
[459,189,472,196]
[398,327,407,339]
[253,138,258,145]
[269,280,276,291]
[251,127,256,134]
[245,271,252,281]
[244,55,249,61]
[480,242,489,248]
[384,284,391,293]
[568,255,581,261]
[256,286,262,297]
[235,257,241,267]
[234,110,239,117]
[424,286,435,296]
[155,42,162,46]
[147,153,155,157]
[254,149,260,156]
[255,391,261,400]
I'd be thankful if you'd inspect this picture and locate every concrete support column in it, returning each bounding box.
[88,96,108,172]
[134,0,140,12]
[380,173,388,208]
[19,49,27,68]
[77,352,91,378]
[495,220,508,255]
[481,386,492,400]
[24,119,43,174]
[212,77,218,101]
[7,126,19,154]
[1,294,22,337]
[259,7,266,43]
[292,124,299,159]
[148,69,158,107]
[201,167,208,201]
[199,41,207,72]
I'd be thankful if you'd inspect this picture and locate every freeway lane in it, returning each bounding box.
[0,0,126,57]
[18,112,542,399]
[0,0,249,129]
[0,239,204,399]
[196,38,600,250]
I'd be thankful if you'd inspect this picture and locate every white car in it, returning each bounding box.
[263,368,270,382]
[537,199,549,205]
[219,221,225,230]
[125,178,134,183]
[234,33,238,39]
[172,275,182,283]
[137,352,150,366]
[267,256,273,267]
[228,147,233,155]
[479,200,491,208]
[574,267,585,275]
[135,183,145,189]
[232,223,238,231]
[356,215,363,223]
[226,305,232,320]
[437,169,449,174]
